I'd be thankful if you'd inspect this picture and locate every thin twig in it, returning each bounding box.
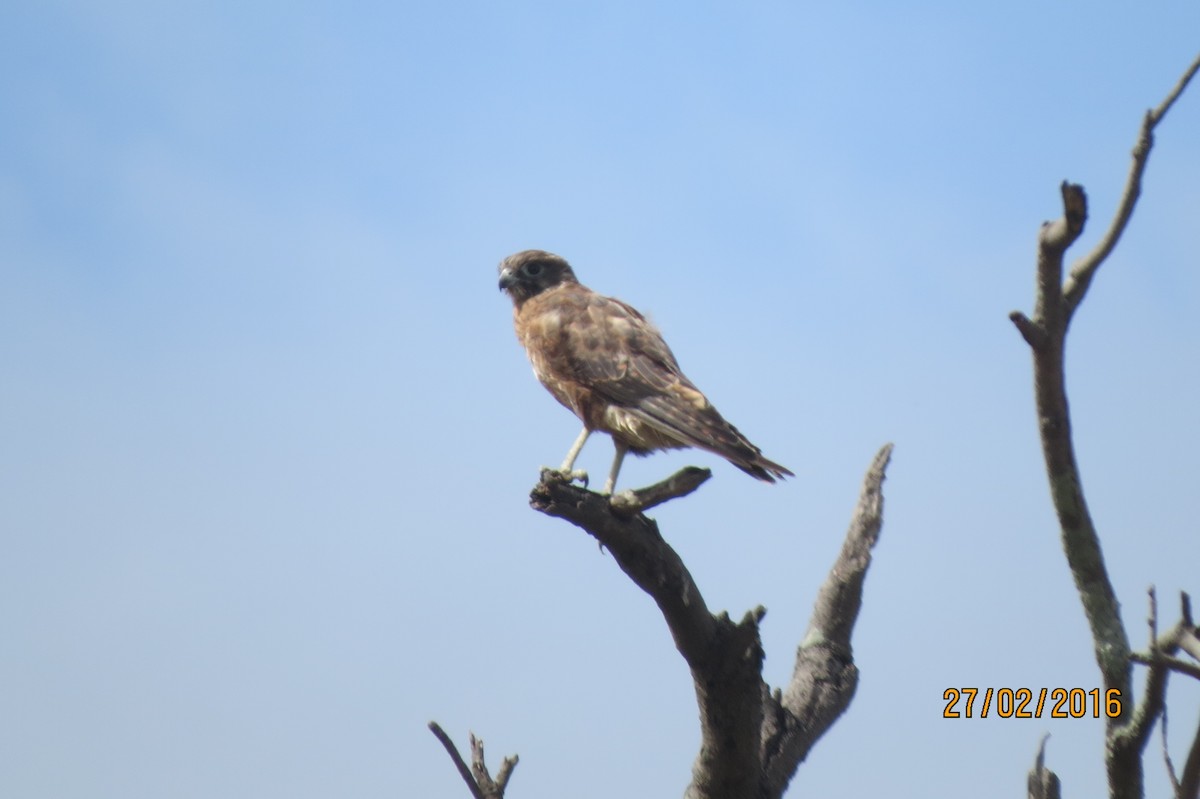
[609,466,712,518]
[1129,589,1171,751]
[429,722,485,799]
[493,753,518,794]
[1151,51,1200,124]
[1150,586,1160,649]
[469,734,519,796]
[1180,714,1200,799]
[1131,652,1200,683]
[1163,703,1181,797]
[1028,734,1062,799]
[1063,51,1200,320]
[1179,630,1200,666]
[1178,592,1200,664]
[1009,311,1047,350]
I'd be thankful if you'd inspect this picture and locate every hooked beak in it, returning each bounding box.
[498,268,517,291]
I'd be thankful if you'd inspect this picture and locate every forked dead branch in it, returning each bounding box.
[1011,51,1200,799]
[432,444,892,799]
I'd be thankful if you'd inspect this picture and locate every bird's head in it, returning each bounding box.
[497,250,578,305]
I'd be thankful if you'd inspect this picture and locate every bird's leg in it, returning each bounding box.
[553,427,591,485]
[602,441,629,496]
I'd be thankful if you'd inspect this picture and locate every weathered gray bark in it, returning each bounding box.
[1011,52,1200,799]
[428,722,518,799]
[531,444,893,799]
[1028,735,1062,799]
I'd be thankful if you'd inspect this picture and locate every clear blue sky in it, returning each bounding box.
[3,2,1199,797]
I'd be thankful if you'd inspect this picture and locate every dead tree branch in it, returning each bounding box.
[609,466,712,518]
[1028,735,1062,799]
[1063,51,1200,319]
[529,444,893,799]
[1009,52,1200,799]
[1181,713,1200,799]
[1163,705,1181,798]
[1131,589,1174,752]
[531,466,720,667]
[1011,174,1137,793]
[428,722,518,799]
[759,443,892,797]
[1130,653,1200,684]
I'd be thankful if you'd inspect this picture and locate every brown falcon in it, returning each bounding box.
[498,249,792,494]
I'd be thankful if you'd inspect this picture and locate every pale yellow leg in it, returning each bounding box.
[560,427,590,472]
[602,442,629,495]
[551,427,591,485]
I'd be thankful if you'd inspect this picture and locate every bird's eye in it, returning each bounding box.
[523,261,544,277]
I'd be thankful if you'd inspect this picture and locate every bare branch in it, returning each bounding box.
[1009,311,1047,350]
[427,723,518,799]
[494,756,518,793]
[470,734,519,797]
[1045,181,1090,251]
[1180,630,1200,666]
[1178,592,1200,664]
[1010,182,1087,347]
[532,445,892,799]
[1127,589,1200,683]
[1012,53,1200,799]
[1063,51,1200,320]
[1017,176,1132,705]
[760,444,894,797]
[1151,51,1200,124]
[794,443,892,649]
[1010,182,1090,346]
[429,722,486,799]
[609,466,712,518]
[1131,653,1200,683]
[529,470,717,665]
[1121,586,1200,768]
[1181,713,1200,799]
[1028,735,1062,799]
[533,469,763,798]
[1151,586,1161,644]
[1129,589,1170,751]
[1163,705,1181,798]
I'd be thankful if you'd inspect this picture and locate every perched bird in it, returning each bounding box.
[498,249,792,494]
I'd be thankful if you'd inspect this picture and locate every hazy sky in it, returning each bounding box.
[3,2,1199,798]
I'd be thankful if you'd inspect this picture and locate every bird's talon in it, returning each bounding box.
[540,467,589,487]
